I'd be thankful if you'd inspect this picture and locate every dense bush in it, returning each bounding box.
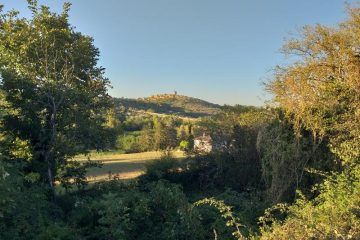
[258,111,340,203]
[116,131,142,153]
[260,165,360,239]
[55,180,208,239]
[122,116,152,131]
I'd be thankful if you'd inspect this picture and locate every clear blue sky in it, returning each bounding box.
[2,0,357,105]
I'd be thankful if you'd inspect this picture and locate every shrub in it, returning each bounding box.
[259,165,360,239]
[141,153,181,181]
[75,180,205,240]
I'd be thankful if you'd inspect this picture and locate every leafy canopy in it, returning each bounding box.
[267,6,360,164]
[0,0,112,189]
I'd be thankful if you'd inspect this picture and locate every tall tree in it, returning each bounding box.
[0,1,112,192]
[267,6,360,164]
[153,117,177,150]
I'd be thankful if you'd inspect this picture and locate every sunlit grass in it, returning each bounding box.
[75,150,185,182]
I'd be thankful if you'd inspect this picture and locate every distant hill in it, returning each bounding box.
[114,94,221,118]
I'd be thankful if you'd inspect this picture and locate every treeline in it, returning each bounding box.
[117,116,193,153]
[0,1,359,240]
[114,105,261,154]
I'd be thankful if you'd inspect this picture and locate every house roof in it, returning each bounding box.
[195,134,212,142]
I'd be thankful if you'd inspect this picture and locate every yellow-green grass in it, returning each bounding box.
[74,151,185,182]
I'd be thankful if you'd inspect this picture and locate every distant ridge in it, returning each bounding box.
[114,93,221,118]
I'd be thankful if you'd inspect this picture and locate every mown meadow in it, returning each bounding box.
[75,151,185,181]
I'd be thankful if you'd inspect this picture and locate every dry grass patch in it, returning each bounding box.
[75,151,185,182]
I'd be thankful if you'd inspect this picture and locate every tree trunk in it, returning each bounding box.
[45,153,55,191]
[45,100,58,198]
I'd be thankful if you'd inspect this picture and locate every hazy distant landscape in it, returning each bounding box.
[1,1,359,240]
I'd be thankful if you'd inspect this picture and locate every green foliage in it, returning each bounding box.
[0,1,112,190]
[123,115,152,131]
[195,197,246,240]
[221,105,260,114]
[117,116,182,152]
[1,1,359,240]
[267,6,360,165]
[36,224,77,240]
[116,131,142,153]
[186,109,268,191]
[258,111,339,203]
[179,140,190,151]
[56,159,101,191]
[0,160,70,240]
[194,107,265,151]
[153,117,178,150]
[142,153,181,181]
[215,190,268,236]
[138,125,156,151]
[257,6,360,238]
[70,180,205,240]
[260,165,360,239]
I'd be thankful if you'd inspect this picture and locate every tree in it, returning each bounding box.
[0,1,112,193]
[139,124,155,151]
[257,5,360,238]
[153,117,177,150]
[267,6,360,164]
[257,111,337,203]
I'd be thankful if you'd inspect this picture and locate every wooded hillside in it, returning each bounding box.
[114,94,221,117]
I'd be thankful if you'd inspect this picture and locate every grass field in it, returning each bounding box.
[75,151,185,182]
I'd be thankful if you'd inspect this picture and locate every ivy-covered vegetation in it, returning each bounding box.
[0,1,359,239]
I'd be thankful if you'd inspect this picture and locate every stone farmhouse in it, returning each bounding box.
[194,133,213,153]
